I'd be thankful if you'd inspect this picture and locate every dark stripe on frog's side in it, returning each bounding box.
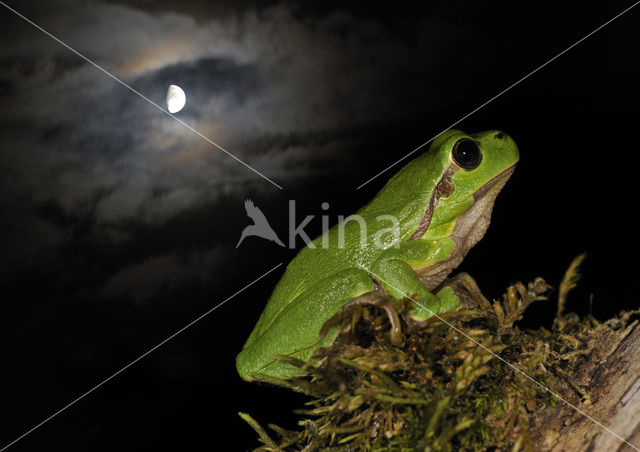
[411,164,517,290]
[409,164,459,240]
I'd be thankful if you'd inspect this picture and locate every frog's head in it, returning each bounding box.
[419,129,519,242]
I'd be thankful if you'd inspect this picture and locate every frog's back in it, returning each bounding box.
[243,147,449,348]
[243,226,376,347]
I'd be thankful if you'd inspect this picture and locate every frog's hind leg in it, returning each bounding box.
[236,268,376,381]
[320,291,404,346]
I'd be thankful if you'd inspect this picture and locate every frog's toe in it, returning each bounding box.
[405,285,462,321]
[438,272,492,311]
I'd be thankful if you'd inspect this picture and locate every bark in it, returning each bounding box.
[531,323,640,451]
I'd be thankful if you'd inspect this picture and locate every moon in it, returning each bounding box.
[166,84,186,113]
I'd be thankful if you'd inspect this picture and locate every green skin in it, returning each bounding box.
[237,129,519,381]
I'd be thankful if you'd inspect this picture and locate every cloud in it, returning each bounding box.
[0,1,452,222]
[98,247,222,303]
[0,0,468,300]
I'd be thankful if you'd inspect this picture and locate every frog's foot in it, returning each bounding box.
[320,291,404,346]
[400,284,460,332]
[438,272,492,312]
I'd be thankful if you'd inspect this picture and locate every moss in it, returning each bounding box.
[240,255,639,451]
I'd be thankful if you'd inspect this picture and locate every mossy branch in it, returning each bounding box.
[239,256,640,451]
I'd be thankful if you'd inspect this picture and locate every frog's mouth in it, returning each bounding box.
[473,163,517,201]
[411,163,517,241]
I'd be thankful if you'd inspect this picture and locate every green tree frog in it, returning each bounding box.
[237,129,519,381]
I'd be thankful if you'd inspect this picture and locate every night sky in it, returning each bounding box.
[1,0,640,450]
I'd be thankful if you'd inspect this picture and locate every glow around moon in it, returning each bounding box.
[166,84,186,113]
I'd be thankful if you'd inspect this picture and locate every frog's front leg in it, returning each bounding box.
[371,240,461,321]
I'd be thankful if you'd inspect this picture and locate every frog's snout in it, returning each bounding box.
[491,130,519,163]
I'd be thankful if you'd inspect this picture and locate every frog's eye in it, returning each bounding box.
[452,139,482,170]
